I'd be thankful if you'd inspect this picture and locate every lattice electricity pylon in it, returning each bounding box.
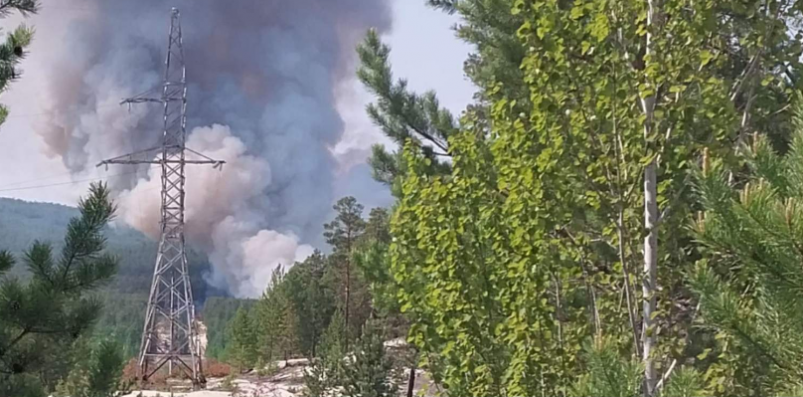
[97,8,223,386]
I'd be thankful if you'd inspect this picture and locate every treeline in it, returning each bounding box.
[221,197,403,372]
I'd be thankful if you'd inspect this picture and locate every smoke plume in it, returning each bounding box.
[30,0,393,297]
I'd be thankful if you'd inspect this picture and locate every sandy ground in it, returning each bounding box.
[122,365,435,397]
[121,340,437,397]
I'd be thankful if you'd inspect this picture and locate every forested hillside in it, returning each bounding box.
[0,197,228,356]
[0,197,213,296]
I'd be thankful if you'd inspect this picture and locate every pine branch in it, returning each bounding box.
[0,0,37,17]
[427,0,459,14]
[357,29,455,155]
[24,241,53,286]
[57,183,116,291]
[0,250,13,275]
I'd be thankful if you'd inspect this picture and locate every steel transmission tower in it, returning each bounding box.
[98,8,222,385]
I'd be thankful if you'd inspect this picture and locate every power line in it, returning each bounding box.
[0,166,156,193]
[0,169,80,188]
[2,103,120,120]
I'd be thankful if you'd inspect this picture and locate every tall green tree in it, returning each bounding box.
[303,310,346,397]
[324,197,368,346]
[354,208,400,323]
[341,321,397,397]
[201,297,253,360]
[255,267,285,362]
[225,306,258,372]
[0,0,37,126]
[255,266,300,362]
[0,183,118,397]
[284,251,335,357]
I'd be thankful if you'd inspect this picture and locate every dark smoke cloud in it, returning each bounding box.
[34,0,392,297]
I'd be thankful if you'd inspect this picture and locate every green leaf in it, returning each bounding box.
[700,50,714,67]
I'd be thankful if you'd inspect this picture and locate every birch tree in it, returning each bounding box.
[382,0,803,395]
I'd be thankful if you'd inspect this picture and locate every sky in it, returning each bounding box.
[0,0,475,208]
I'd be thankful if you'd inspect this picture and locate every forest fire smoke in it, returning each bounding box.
[28,0,392,297]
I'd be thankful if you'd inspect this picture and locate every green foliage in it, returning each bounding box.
[54,338,130,397]
[303,311,346,397]
[202,297,253,360]
[324,197,367,253]
[254,266,298,362]
[660,367,708,397]
[283,251,335,357]
[0,0,37,125]
[357,30,455,190]
[572,338,643,397]
[221,197,389,375]
[379,0,803,395]
[430,0,527,106]
[0,195,217,361]
[0,196,214,298]
[691,117,803,395]
[226,306,258,372]
[353,207,406,338]
[90,292,146,358]
[0,183,118,397]
[573,337,706,397]
[324,197,370,344]
[341,321,397,397]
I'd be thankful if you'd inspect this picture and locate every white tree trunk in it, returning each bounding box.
[643,161,658,396]
[642,0,659,395]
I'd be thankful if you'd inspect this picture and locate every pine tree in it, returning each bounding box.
[691,107,803,395]
[54,338,129,397]
[303,310,346,397]
[256,266,285,363]
[572,337,707,397]
[226,306,258,372]
[0,183,118,397]
[572,337,643,397]
[324,197,367,347]
[341,320,397,397]
[283,251,334,357]
[277,296,299,361]
[0,0,37,126]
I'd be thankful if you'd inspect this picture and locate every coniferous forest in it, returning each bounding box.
[6,0,803,396]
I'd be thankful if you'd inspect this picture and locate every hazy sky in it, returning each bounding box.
[0,1,474,207]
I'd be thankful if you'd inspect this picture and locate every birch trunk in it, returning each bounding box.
[641,0,659,395]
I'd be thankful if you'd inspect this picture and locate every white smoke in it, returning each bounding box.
[210,219,314,298]
[117,124,314,297]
